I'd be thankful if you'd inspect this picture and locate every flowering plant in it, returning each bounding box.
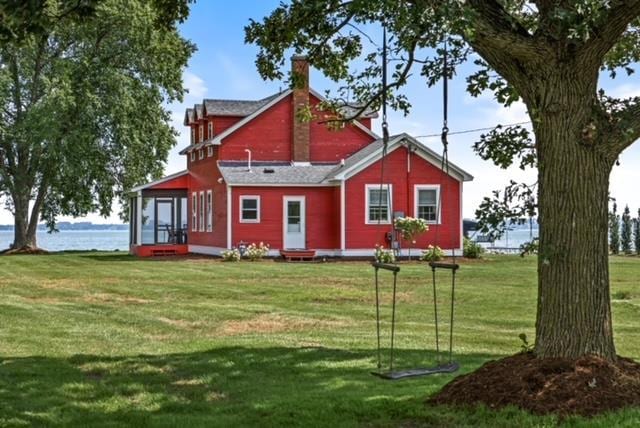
[421,245,444,262]
[394,216,428,239]
[374,244,395,263]
[245,242,270,261]
[221,248,241,262]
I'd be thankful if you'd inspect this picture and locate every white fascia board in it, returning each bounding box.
[308,88,380,140]
[224,183,339,188]
[212,90,293,145]
[333,136,404,180]
[400,134,474,182]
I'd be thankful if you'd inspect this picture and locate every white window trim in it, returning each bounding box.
[199,125,204,143]
[199,191,205,232]
[208,122,213,139]
[365,184,392,225]
[239,195,261,223]
[191,192,197,232]
[198,149,204,160]
[414,185,441,224]
[191,128,195,145]
[206,190,213,232]
[190,151,195,162]
[207,145,213,157]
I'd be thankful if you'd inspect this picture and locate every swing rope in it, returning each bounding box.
[376,25,391,232]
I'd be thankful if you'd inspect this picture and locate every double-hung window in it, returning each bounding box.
[365,184,392,224]
[191,192,197,232]
[208,122,213,139]
[206,190,213,231]
[190,151,195,162]
[199,125,204,143]
[199,191,205,232]
[198,149,204,160]
[207,146,213,157]
[240,196,260,223]
[415,185,440,223]
[191,128,195,145]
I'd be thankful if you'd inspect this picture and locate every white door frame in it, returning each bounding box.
[283,196,306,249]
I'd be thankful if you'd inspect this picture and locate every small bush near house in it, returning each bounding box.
[421,245,444,262]
[221,248,241,262]
[374,244,395,264]
[463,237,485,259]
[245,242,270,261]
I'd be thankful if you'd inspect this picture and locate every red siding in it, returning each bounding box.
[345,146,461,250]
[231,186,340,250]
[212,116,243,135]
[149,174,189,190]
[219,97,292,161]
[187,146,227,248]
[308,95,375,162]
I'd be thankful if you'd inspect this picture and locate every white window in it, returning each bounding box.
[199,191,205,232]
[190,151,195,162]
[365,184,392,224]
[208,122,213,139]
[240,196,260,223]
[191,192,197,232]
[191,128,195,145]
[206,190,213,232]
[199,124,204,143]
[415,185,440,223]
[207,145,213,157]
[198,149,204,160]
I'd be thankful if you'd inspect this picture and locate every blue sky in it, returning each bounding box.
[5,1,640,224]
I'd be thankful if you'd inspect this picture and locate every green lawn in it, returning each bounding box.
[1,253,640,427]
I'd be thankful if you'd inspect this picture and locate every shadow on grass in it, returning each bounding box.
[0,346,504,427]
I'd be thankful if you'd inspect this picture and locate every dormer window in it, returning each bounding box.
[208,122,213,139]
[191,128,195,145]
[199,125,204,143]
[198,149,204,160]
[190,151,195,162]
[207,146,213,157]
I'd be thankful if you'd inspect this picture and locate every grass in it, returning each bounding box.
[1,253,640,427]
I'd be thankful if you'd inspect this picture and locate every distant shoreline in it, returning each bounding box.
[0,223,127,231]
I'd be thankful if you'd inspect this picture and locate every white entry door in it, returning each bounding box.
[283,196,306,249]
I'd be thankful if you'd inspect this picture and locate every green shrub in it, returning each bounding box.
[374,244,395,264]
[463,237,484,259]
[421,245,444,262]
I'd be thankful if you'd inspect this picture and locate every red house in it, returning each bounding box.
[128,57,473,257]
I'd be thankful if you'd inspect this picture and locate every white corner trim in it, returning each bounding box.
[226,186,232,248]
[340,180,346,251]
[136,191,142,245]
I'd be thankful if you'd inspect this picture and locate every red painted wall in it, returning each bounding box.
[345,146,461,250]
[219,97,292,161]
[149,174,189,190]
[187,146,227,248]
[231,186,340,250]
[212,116,243,135]
[309,95,375,162]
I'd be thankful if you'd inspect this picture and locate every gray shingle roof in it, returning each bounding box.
[184,108,195,126]
[218,161,339,185]
[194,104,203,120]
[203,93,282,117]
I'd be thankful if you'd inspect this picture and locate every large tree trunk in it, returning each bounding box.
[11,193,38,250]
[533,73,617,360]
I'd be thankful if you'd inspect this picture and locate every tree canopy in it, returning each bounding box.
[0,0,195,249]
[247,1,640,361]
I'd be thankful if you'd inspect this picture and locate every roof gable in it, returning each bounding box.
[329,134,474,182]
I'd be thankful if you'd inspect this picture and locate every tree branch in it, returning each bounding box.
[580,1,640,63]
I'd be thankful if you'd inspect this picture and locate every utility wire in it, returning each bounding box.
[414,121,532,139]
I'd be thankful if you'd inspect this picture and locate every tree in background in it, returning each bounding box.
[610,202,621,255]
[0,0,195,251]
[634,209,640,256]
[247,1,640,363]
[621,205,633,254]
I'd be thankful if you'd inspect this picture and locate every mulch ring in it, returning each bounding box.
[428,353,640,417]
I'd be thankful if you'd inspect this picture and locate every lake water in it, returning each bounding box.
[470,228,538,249]
[0,230,129,252]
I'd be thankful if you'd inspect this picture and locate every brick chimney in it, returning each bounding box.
[291,55,310,164]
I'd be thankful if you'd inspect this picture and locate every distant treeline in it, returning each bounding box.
[0,222,127,231]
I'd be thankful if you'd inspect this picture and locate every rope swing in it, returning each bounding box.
[371,33,460,380]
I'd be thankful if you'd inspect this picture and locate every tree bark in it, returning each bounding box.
[11,193,38,250]
[532,72,617,360]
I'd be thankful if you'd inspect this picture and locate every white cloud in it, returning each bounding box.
[183,71,208,101]
[608,82,640,99]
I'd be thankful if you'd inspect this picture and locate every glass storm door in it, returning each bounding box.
[284,196,306,249]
